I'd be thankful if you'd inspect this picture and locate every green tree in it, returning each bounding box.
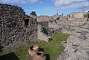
[41,27,48,35]
[87,11,89,18]
[30,11,37,16]
[84,11,89,18]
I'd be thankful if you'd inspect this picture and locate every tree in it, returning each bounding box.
[88,11,89,18]
[84,11,89,18]
[41,27,48,35]
[30,11,37,16]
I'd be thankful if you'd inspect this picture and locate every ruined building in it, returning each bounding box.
[0,4,37,52]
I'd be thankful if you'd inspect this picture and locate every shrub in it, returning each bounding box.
[37,32,69,60]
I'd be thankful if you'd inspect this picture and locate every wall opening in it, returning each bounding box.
[24,19,29,27]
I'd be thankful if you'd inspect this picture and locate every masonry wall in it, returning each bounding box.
[37,15,88,34]
[0,4,37,50]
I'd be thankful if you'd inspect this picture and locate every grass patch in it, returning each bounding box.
[14,32,69,60]
[37,32,69,60]
[15,45,30,60]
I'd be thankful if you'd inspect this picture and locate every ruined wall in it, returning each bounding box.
[0,4,37,50]
[69,12,86,18]
[24,15,37,42]
[37,14,88,34]
[37,14,89,60]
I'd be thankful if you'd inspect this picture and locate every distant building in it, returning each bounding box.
[69,12,86,18]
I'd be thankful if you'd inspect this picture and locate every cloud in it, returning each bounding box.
[0,0,41,6]
[27,0,41,3]
[76,0,89,11]
[0,0,26,6]
[78,5,89,11]
[54,0,89,12]
[54,0,88,7]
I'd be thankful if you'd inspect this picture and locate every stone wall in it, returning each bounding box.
[0,4,37,51]
[48,16,87,32]
[37,13,89,60]
[58,18,89,60]
[37,14,88,36]
[69,12,86,18]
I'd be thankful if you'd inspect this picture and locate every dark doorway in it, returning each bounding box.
[24,19,29,27]
[0,52,19,60]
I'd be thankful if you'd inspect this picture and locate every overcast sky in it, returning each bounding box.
[0,0,89,16]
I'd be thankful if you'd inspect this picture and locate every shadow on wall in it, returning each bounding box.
[0,52,19,60]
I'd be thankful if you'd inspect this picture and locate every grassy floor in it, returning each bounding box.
[15,32,69,60]
[15,45,29,60]
[37,32,69,60]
